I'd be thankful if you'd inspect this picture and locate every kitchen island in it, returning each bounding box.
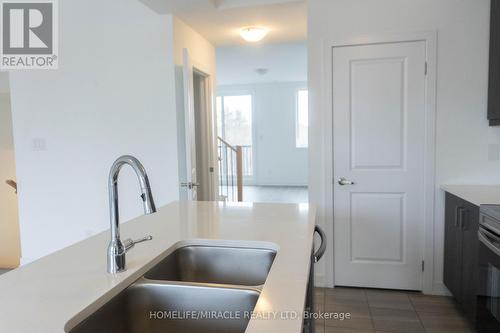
[441,184,500,206]
[0,201,316,333]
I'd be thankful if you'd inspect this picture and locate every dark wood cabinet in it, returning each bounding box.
[444,194,463,299]
[443,193,479,323]
[461,200,480,323]
[488,0,500,125]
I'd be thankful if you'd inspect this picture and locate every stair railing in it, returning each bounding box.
[217,137,243,202]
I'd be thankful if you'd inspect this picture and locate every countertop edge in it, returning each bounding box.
[0,201,317,333]
[440,184,500,206]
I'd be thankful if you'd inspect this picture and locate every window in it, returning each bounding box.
[216,94,254,176]
[216,96,223,138]
[218,95,253,146]
[296,89,309,148]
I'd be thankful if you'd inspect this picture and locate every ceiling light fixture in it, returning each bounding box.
[240,26,268,42]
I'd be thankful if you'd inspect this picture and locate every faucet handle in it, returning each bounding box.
[123,235,153,252]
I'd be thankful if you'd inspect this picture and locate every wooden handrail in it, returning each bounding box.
[5,179,17,193]
[217,136,237,152]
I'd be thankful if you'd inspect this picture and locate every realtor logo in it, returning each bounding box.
[1,0,58,69]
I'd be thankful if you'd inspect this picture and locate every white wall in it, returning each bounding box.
[218,82,308,186]
[309,0,496,292]
[0,82,21,268]
[217,42,307,85]
[9,0,179,263]
[217,42,308,186]
[172,17,217,200]
[0,74,9,93]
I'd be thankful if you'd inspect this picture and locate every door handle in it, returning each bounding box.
[479,227,500,257]
[5,179,17,193]
[181,182,200,190]
[313,225,327,263]
[337,177,355,186]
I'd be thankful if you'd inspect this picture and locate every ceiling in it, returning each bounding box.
[217,42,306,85]
[140,0,307,45]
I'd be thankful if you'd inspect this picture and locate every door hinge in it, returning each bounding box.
[424,62,428,75]
[421,260,425,272]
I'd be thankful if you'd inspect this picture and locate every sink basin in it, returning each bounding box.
[144,245,276,286]
[67,243,277,333]
[69,280,260,333]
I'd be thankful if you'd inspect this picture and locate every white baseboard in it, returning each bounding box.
[429,281,451,296]
[20,257,34,266]
[313,275,451,294]
[314,273,327,287]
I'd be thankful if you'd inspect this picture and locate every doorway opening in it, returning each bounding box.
[216,94,253,201]
[192,70,215,201]
[175,1,308,204]
[215,83,308,204]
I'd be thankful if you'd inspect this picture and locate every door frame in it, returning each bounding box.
[182,48,197,200]
[193,67,217,201]
[182,47,218,201]
[318,31,437,293]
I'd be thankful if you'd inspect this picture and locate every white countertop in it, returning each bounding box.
[441,185,500,206]
[0,201,316,333]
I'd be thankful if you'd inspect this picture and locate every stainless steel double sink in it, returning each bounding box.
[68,243,277,333]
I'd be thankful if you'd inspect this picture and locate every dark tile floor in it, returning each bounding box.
[314,287,476,333]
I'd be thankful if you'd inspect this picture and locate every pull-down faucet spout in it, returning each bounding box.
[107,155,156,273]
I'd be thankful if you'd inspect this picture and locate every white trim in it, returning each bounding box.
[186,54,218,201]
[314,272,326,287]
[295,87,309,149]
[317,31,437,293]
[431,281,451,296]
[422,32,438,295]
[20,257,34,266]
[193,68,217,201]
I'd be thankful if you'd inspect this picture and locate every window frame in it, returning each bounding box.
[295,87,309,149]
[216,89,256,182]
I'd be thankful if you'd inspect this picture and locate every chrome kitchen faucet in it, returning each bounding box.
[107,155,156,273]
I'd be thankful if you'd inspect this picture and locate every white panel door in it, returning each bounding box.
[333,41,427,290]
[182,48,198,200]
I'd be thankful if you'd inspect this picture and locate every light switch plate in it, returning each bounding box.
[31,138,46,151]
